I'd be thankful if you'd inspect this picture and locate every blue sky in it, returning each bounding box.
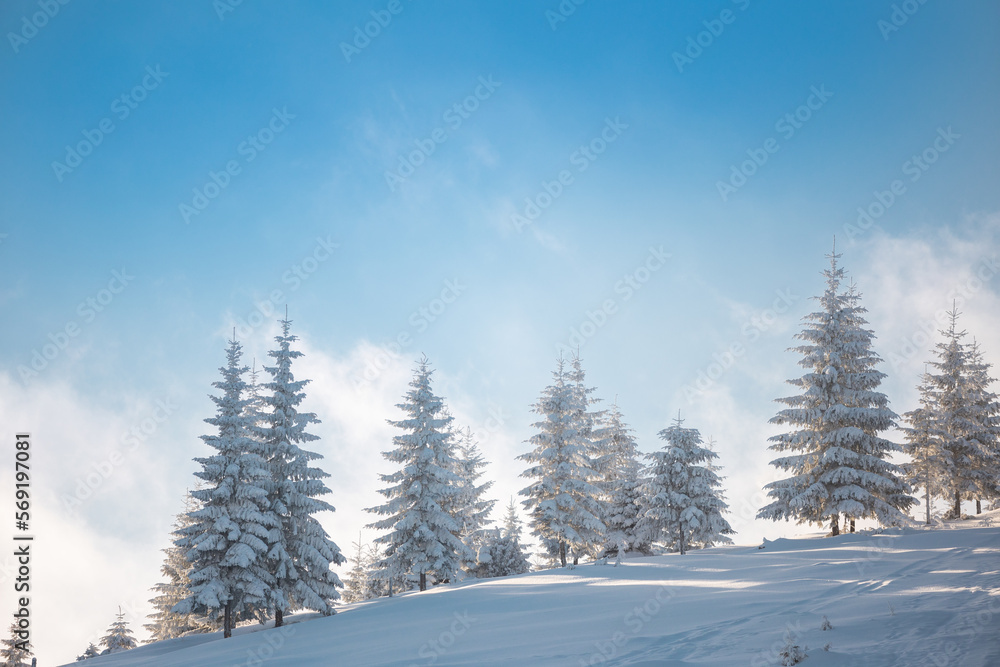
[2,1,999,662]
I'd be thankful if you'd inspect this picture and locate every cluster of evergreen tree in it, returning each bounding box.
[141,317,345,643]
[519,355,734,565]
[901,309,1000,521]
[757,246,999,534]
[365,358,528,592]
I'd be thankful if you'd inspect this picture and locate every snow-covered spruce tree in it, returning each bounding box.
[258,317,346,626]
[916,309,999,518]
[145,495,218,642]
[901,371,947,525]
[1,620,31,666]
[474,528,531,578]
[175,337,275,638]
[519,357,605,567]
[502,498,523,541]
[758,249,913,535]
[966,339,1000,513]
[341,535,386,603]
[451,425,497,563]
[639,416,733,554]
[597,400,650,556]
[75,642,100,661]
[99,607,138,654]
[366,358,472,592]
[568,354,610,559]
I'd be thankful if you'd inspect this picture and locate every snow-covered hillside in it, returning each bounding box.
[68,519,1000,666]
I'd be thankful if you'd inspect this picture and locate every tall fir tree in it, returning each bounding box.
[366,358,472,591]
[639,416,733,554]
[597,400,649,556]
[966,339,1000,512]
[473,529,531,578]
[99,608,138,654]
[758,249,913,534]
[1,620,31,666]
[916,309,1000,518]
[518,357,605,566]
[502,498,523,541]
[341,535,379,604]
[145,494,218,642]
[901,369,947,525]
[175,337,275,638]
[451,426,497,558]
[258,317,346,625]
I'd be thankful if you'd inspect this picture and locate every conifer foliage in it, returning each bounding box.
[519,357,605,566]
[258,317,346,625]
[176,337,275,637]
[1,620,32,666]
[639,415,733,554]
[366,358,472,591]
[758,249,913,534]
[99,607,138,654]
[597,401,649,556]
[145,495,217,641]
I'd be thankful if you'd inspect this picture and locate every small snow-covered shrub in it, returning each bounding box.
[820,616,833,631]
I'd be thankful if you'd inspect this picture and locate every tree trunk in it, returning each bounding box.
[223,600,233,639]
[830,514,840,536]
[952,490,961,519]
[419,572,427,592]
[679,527,686,556]
[849,518,855,533]
[559,541,567,567]
[976,499,982,515]
[573,555,579,566]
[925,481,931,525]
[275,607,283,628]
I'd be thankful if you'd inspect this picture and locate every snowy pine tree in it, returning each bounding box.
[758,249,913,534]
[451,426,497,559]
[366,358,472,591]
[341,536,385,603]
[145,494,217,642]
[597,401,649,556]
[966,339,1000,513]
[502,498,523,541]
[474,529,531,578]
[519,357,605,567]
[1,621,31,666]
[175,337,275,638]
[902,370,947,525]
[75,643,100,661]
[99,607,137,654]
[568,354,609,558]
[639,415,733,554]
[914,309,999,518]
[258,317,346,625]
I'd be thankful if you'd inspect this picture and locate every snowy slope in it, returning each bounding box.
[67,518,1000,666]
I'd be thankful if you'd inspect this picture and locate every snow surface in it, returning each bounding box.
[66,516,1000,666]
